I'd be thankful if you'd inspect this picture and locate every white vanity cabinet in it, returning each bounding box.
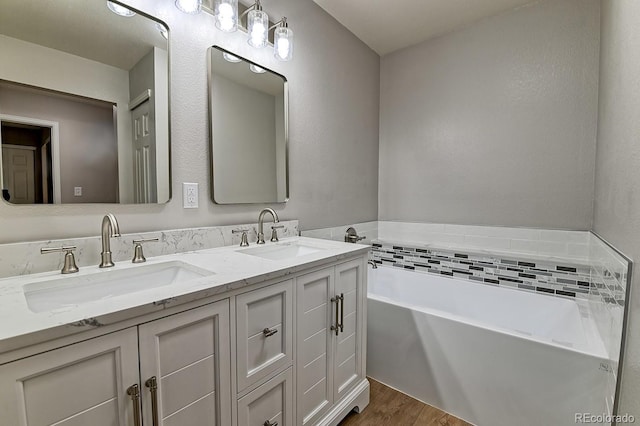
[0,300,232,426]
[295,258,366,425]
[0,251,369,426]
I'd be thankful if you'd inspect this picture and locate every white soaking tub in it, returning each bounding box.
[367,266,610,426]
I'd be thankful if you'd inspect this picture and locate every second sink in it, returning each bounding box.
[238,240,327,261]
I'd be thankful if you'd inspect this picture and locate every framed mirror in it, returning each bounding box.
[208,46,288,204]
[0,0,170,205]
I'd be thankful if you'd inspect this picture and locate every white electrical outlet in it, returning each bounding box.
[183,183,199,208]
[74,187,82,197]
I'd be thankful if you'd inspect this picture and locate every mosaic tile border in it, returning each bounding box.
[370,241,600,301]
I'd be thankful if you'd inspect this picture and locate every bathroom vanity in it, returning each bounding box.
[0,237,370,426]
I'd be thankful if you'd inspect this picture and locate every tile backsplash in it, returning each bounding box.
[0,220,299,279]
[302,221,630,306]
[370,241,594,299]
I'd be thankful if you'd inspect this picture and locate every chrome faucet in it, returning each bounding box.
[100,214,121,268]
[257,208,279,244]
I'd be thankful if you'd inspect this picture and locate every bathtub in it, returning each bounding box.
[367,266,611,426]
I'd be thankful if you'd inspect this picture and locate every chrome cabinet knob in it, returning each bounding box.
[263,327,278,337]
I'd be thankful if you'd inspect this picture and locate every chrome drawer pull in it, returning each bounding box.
[263,327,278,337]
[338,293,345,333]
[126,384,142,426]
[330,295,340,336]
[264,421,278,426]
[145,376,159,426]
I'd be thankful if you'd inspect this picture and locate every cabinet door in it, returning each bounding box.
[237,367,293,426]
[0,328,139,426]
[295,267,335,425]
[236,280,293,391]
[138,300,231,426]
[333,259,365,402]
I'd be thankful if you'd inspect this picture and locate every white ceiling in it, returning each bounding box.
[313,0,538,55]
[0,0,167,70]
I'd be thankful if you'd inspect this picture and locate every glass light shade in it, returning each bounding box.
[247,10,269,48]
[107,1,136,17]
[222,52,242,63]
[175,0,201,14]
[274,26,293,61]
[215,0,238,32]
[249,64,266,74]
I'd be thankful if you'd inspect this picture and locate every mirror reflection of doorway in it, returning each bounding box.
[1,122,54,204]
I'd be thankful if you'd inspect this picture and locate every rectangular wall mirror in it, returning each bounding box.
[208,46,288,204]
[0,0,170,205]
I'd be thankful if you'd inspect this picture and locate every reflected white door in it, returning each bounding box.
[131,100,157,203]
[1,146,36,204]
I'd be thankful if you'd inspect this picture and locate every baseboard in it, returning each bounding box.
[316,378,371,426]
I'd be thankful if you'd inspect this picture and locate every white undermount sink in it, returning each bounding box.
[239,241,328,261]
[23,261,214,313]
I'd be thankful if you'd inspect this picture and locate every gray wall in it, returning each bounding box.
[0,84,119,203]
[0,0,380,242]
[593,0,640,418]
[378,0,600,229]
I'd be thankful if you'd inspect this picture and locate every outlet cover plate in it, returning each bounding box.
[183,183,199,209]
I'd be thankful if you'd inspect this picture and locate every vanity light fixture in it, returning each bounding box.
[272,17,293,61]
[249,64,266,73]
[176,0,293,61]
[107,1,136,17]
[215,0,238,32]
[223,52,242,63]
[243,0,269,48]
[175,0,202,14]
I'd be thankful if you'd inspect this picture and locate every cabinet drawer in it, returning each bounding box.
[237,367,293,426]
[236,280,293,391]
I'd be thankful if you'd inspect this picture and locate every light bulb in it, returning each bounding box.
[215,0,238,32]
[274,26,293,61]
[223,52,242,63]
[107,1,136,17]
[175,0,201,14]
[277,38,290,60]
[250,23,266,47]
[247,10,269,48]
[249,64,266,74]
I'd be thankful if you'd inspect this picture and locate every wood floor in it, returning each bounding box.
[339,378,471,426]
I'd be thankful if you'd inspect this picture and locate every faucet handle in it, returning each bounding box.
[132,238,159,264]
[41,246,79,274]
[270,225,285,242]
[232,229,250,247]
[344,227,366,244]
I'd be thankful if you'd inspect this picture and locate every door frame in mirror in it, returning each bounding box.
[0,114,61,204]
[207,45,289,205]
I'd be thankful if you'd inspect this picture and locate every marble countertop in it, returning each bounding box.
[0,237,369,354]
